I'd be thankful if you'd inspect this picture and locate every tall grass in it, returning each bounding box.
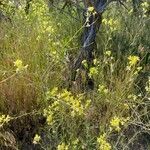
[0,0,149,149]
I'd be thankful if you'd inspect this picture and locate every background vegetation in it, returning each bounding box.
[0,0,150,149]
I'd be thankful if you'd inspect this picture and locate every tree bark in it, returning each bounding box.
[71,0,108,90]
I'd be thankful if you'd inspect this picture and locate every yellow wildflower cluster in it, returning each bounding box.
[82,60,88,69]
[110,116,129,132]
[141,2,149,17]
[0,115,11,127]
[98,85,109,95]
[88,7,95,12]
[57,142,68,150]
[14,59,28,73]
[44,109,53,125]
[105,51,112,57]
[128,55,140,67]
[33,134,41,144]
[103,51,114,70]
[126,56,142,76]
[0,0,16,17]
[59,90,91,117]
[28,0,55,36]
[72,138,79,147]
[82,59,99,78]
[86,6,97,27]
[93,59,100,66]
[97,134,111,150]
[102,18,119,31]
[127,94,137,101]
[45,87,58,100]
[44,88,91,125]
[89,67,98,78]
[31,0,49,17]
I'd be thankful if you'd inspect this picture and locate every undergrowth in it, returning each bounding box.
[0,0,150,149]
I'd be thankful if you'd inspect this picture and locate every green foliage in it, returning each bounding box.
[0,0,150,149]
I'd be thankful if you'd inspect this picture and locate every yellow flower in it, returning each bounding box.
[82,60,88,68]
[33,134,41,144]
[110,116,129,132]
[108,19,113,26]
[50,87,58,97]
[85,99,91,108]
[105,51,111,56]
[97,134,111,150]
[110,116,121,132]
[88,7,94,12]
[14,59,28,73]
[0,115,11,127]
[89,67,98,78]
[72,138,79,145]
[93,59,99,65]
[127,94,137,101]
[14,59,23,67]
[128,55,140,66]
[102,18,107,24]
[57,143,68,150]
[47,114,53,125]
[141,2,149,8]
[102,18,118,31]
[98,85,109,94]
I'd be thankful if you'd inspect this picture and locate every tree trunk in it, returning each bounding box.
[71,0,107,91]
